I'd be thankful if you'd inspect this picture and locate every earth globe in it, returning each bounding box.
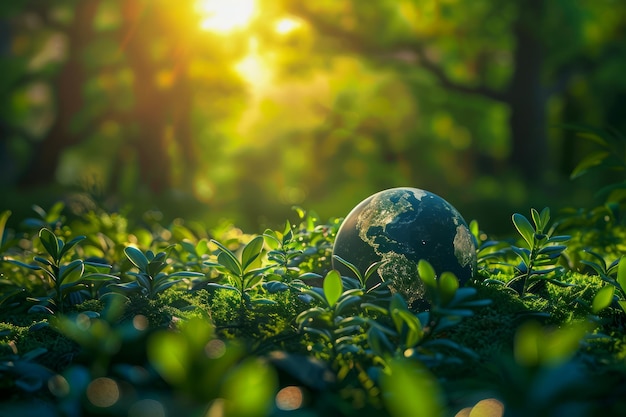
[332,187,476,305]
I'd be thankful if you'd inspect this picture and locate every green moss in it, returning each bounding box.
[5,322,79,372]
[446,283,529,361]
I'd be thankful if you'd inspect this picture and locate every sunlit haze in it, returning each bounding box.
[196,0,256,33]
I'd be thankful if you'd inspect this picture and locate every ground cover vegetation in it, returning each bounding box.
[2,129,626,417]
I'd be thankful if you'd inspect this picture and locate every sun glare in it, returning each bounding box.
[235,37,271,89]
[196,0,256,33]
[274,17,302,35]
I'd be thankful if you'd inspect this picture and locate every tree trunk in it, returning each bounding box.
[18,0,101,187]
[506,0,548,182]
[119,2,197,194]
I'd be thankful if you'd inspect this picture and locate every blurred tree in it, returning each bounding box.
[2,0,247,195]
[271,0,626,182]
[17,0,100,187]
[1,0,624,230]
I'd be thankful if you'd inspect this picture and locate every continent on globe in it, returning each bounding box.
[332,187,476,305]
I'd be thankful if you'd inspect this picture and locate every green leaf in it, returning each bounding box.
[206,283,240,293]
[438,272,459,305]
[211,239,242,276]
[8,259,42,270]
[570,150,610,179]
[218,250,243,277]
[0,210,10,248]
[592,285,615,313]
[367,326,395,356]
[59,235,86,259]
[293,206,306,219]
[512,213,535,249]
[546,235,570,243]
[251,298,278,306]
[423,339,478,359]
[58,260,84,286]
[361,302,389,315]
[364,261,384,283]
[34,256,54,267]
[243,273,264,290]
[539,207,550,229]
[0,286,24,306]
[301,326,332,342]
[295,306,326,327]
[81,273,119,281]
[241,235,264,270]
[334,294,362,315]
[333,255,364,283]
[390,293,408,331]
[221,358,277,417]
[59,282,88,292]
[147,331,189,385]
[152,280,182,295]
[530,208,542,231]
[417,260,436,288]
[380,359,443,417]
[135,273,152,290]
[262,230,280,250]
[469,219,479,240]
[323,270,343,307]
[39,228,60,260]
[300,288,326,304]
[147,252,168,276]
[617,257,626,292]
[124,246,149,272]
[282,221,294,244]
[168,271,205,279]
[395,309,423,346]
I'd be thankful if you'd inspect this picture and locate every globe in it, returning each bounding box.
[332,187,476,304]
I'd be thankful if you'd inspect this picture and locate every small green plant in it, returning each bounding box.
[296,269,367,356]
[147,317,277,410]
[365,293,425,358]
[0,346,54,393]
[568,125,626,202]
[10,228,119,314]
[0,210,16,257]
[205,236,276,317]
[366,260,488,364]
[333,255,384,290]
[263,207,339,280]
[112,245,204,299]
[263,220,303,280]
[509,208,571,295]
[469,219,510,277]
[582,253,626,315]
[21,203,66,230]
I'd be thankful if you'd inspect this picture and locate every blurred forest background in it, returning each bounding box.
[1,0,625,233]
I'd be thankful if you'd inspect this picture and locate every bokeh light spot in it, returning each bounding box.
[275,386,304,411]
[205,339,226,359]
[76,313,91,331]
[128,398,167,417]
[205,398,226,417]
[48,374,70,397]
[86,377,120,408]
[133,314,149,331]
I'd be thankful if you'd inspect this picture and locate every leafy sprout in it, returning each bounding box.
[112,245,204,300]
[204,236,276,318]
[9,228,119,314]
[508,208,571,295]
